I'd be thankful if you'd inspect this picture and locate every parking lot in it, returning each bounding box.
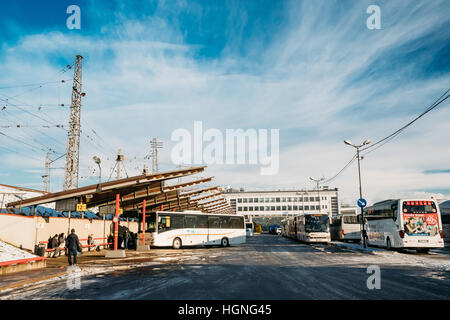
[1,234,449,299]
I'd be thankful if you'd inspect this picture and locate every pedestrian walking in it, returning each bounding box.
[66,229,81,266]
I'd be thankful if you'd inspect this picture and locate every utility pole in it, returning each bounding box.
[63,55,84,190]
[344,139,371,248]
[116,149,125,179]
[42,152,51,192]
[309,177,325,214]
[149,138,163,174]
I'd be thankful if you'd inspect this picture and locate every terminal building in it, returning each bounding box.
[222,187,340,218]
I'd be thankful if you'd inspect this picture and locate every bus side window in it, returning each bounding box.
[391,204,398,221]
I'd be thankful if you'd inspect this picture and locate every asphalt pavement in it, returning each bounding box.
[1,234,449,299]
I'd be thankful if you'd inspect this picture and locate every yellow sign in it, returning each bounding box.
[119,208,123,214]
[76,203,87,211]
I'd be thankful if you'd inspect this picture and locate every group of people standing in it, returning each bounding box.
[107,225,138,250]
[45,225,138,266]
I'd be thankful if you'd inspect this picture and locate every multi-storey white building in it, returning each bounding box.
[223,187,340,218]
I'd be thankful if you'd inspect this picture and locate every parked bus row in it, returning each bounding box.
[281,213,331,243]
[280,198,445,253]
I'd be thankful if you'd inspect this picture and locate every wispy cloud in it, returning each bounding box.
[0,0,449,204]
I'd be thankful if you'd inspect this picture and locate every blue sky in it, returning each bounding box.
[0,0,449,205]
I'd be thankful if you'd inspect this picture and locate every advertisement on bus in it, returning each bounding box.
[402,201,440,237]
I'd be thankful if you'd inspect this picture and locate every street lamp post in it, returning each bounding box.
[93,156,101,185]
[309,177,325,214]
[344,139,371,247]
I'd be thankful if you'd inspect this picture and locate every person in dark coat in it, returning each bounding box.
[107,234,114,249]
[66,229,81,266]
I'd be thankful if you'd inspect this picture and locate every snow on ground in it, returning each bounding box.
[329,241,450,271]
[0,240,36,263]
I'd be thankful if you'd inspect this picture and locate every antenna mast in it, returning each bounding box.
[63,55,84,190]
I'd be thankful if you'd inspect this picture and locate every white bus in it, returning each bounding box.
[330,209,361,242]
[363,199,445,253]
[296,213,331,243]
[245,221,254,237]
[148,211,246,249]
[281,216,297,239]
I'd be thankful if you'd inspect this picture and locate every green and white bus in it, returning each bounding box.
[148,211,246,249]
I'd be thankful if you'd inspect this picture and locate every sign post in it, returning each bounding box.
[357,198,367,248]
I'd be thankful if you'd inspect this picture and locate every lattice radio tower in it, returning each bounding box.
[63,55,84,190]
[149,138,163,174]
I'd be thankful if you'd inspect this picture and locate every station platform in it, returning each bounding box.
[0,249,156,293]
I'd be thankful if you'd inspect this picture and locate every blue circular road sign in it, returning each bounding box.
[357,198,367,208]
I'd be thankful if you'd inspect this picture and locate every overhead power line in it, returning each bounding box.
[361,88,450,153]
[320,88,450,185]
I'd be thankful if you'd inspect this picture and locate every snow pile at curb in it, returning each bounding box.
[0,240,36,263]
[330,241,390,253]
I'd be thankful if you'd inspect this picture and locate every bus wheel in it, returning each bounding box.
[172,238,182,249]
[386,238,391,250]
[221,237,229,247]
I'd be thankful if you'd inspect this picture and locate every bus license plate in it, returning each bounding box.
[418,240,429,243]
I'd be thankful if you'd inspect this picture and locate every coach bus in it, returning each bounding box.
[330,208,361,242]
[148,211,246,249]
[296,213,331,243]
[281,216,297,239]
[363,199,445,253]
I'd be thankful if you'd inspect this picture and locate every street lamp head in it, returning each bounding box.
[344,140,353,146]
[363,139,371,145]
[309,177,314,181]
[93,156,101,164]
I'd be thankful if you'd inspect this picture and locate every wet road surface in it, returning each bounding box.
[1,234,449,299]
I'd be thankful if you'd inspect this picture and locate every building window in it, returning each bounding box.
[259,198,264,203]
[265,198,270,203]
[315,197,320,201]
[249,198,253,203]
[316,205,320,210]
[243,198,248,203]
[265,206,270,211]
[309,197,314,202]
[305,206,310,210]
[276,206,281,211]
[271,206,275,211]
[243,207,248,211]
[293,205,298,210]
[238,198,242,203]
[260,206,264,211]
[238,207,242,211]
[249,207,253,211]
[282,197,286,202]
[282,206,286,210]
[288,205,292,210]
[254,198,258,203]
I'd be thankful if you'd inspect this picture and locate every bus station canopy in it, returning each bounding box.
[6,166,233,215]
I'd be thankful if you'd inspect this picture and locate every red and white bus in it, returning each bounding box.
[363,199,444,253]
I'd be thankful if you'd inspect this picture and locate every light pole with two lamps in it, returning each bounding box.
[309,176,325,214]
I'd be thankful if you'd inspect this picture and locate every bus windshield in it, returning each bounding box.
[305,215,329,233]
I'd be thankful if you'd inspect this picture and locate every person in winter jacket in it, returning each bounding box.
[66,229,81,265]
